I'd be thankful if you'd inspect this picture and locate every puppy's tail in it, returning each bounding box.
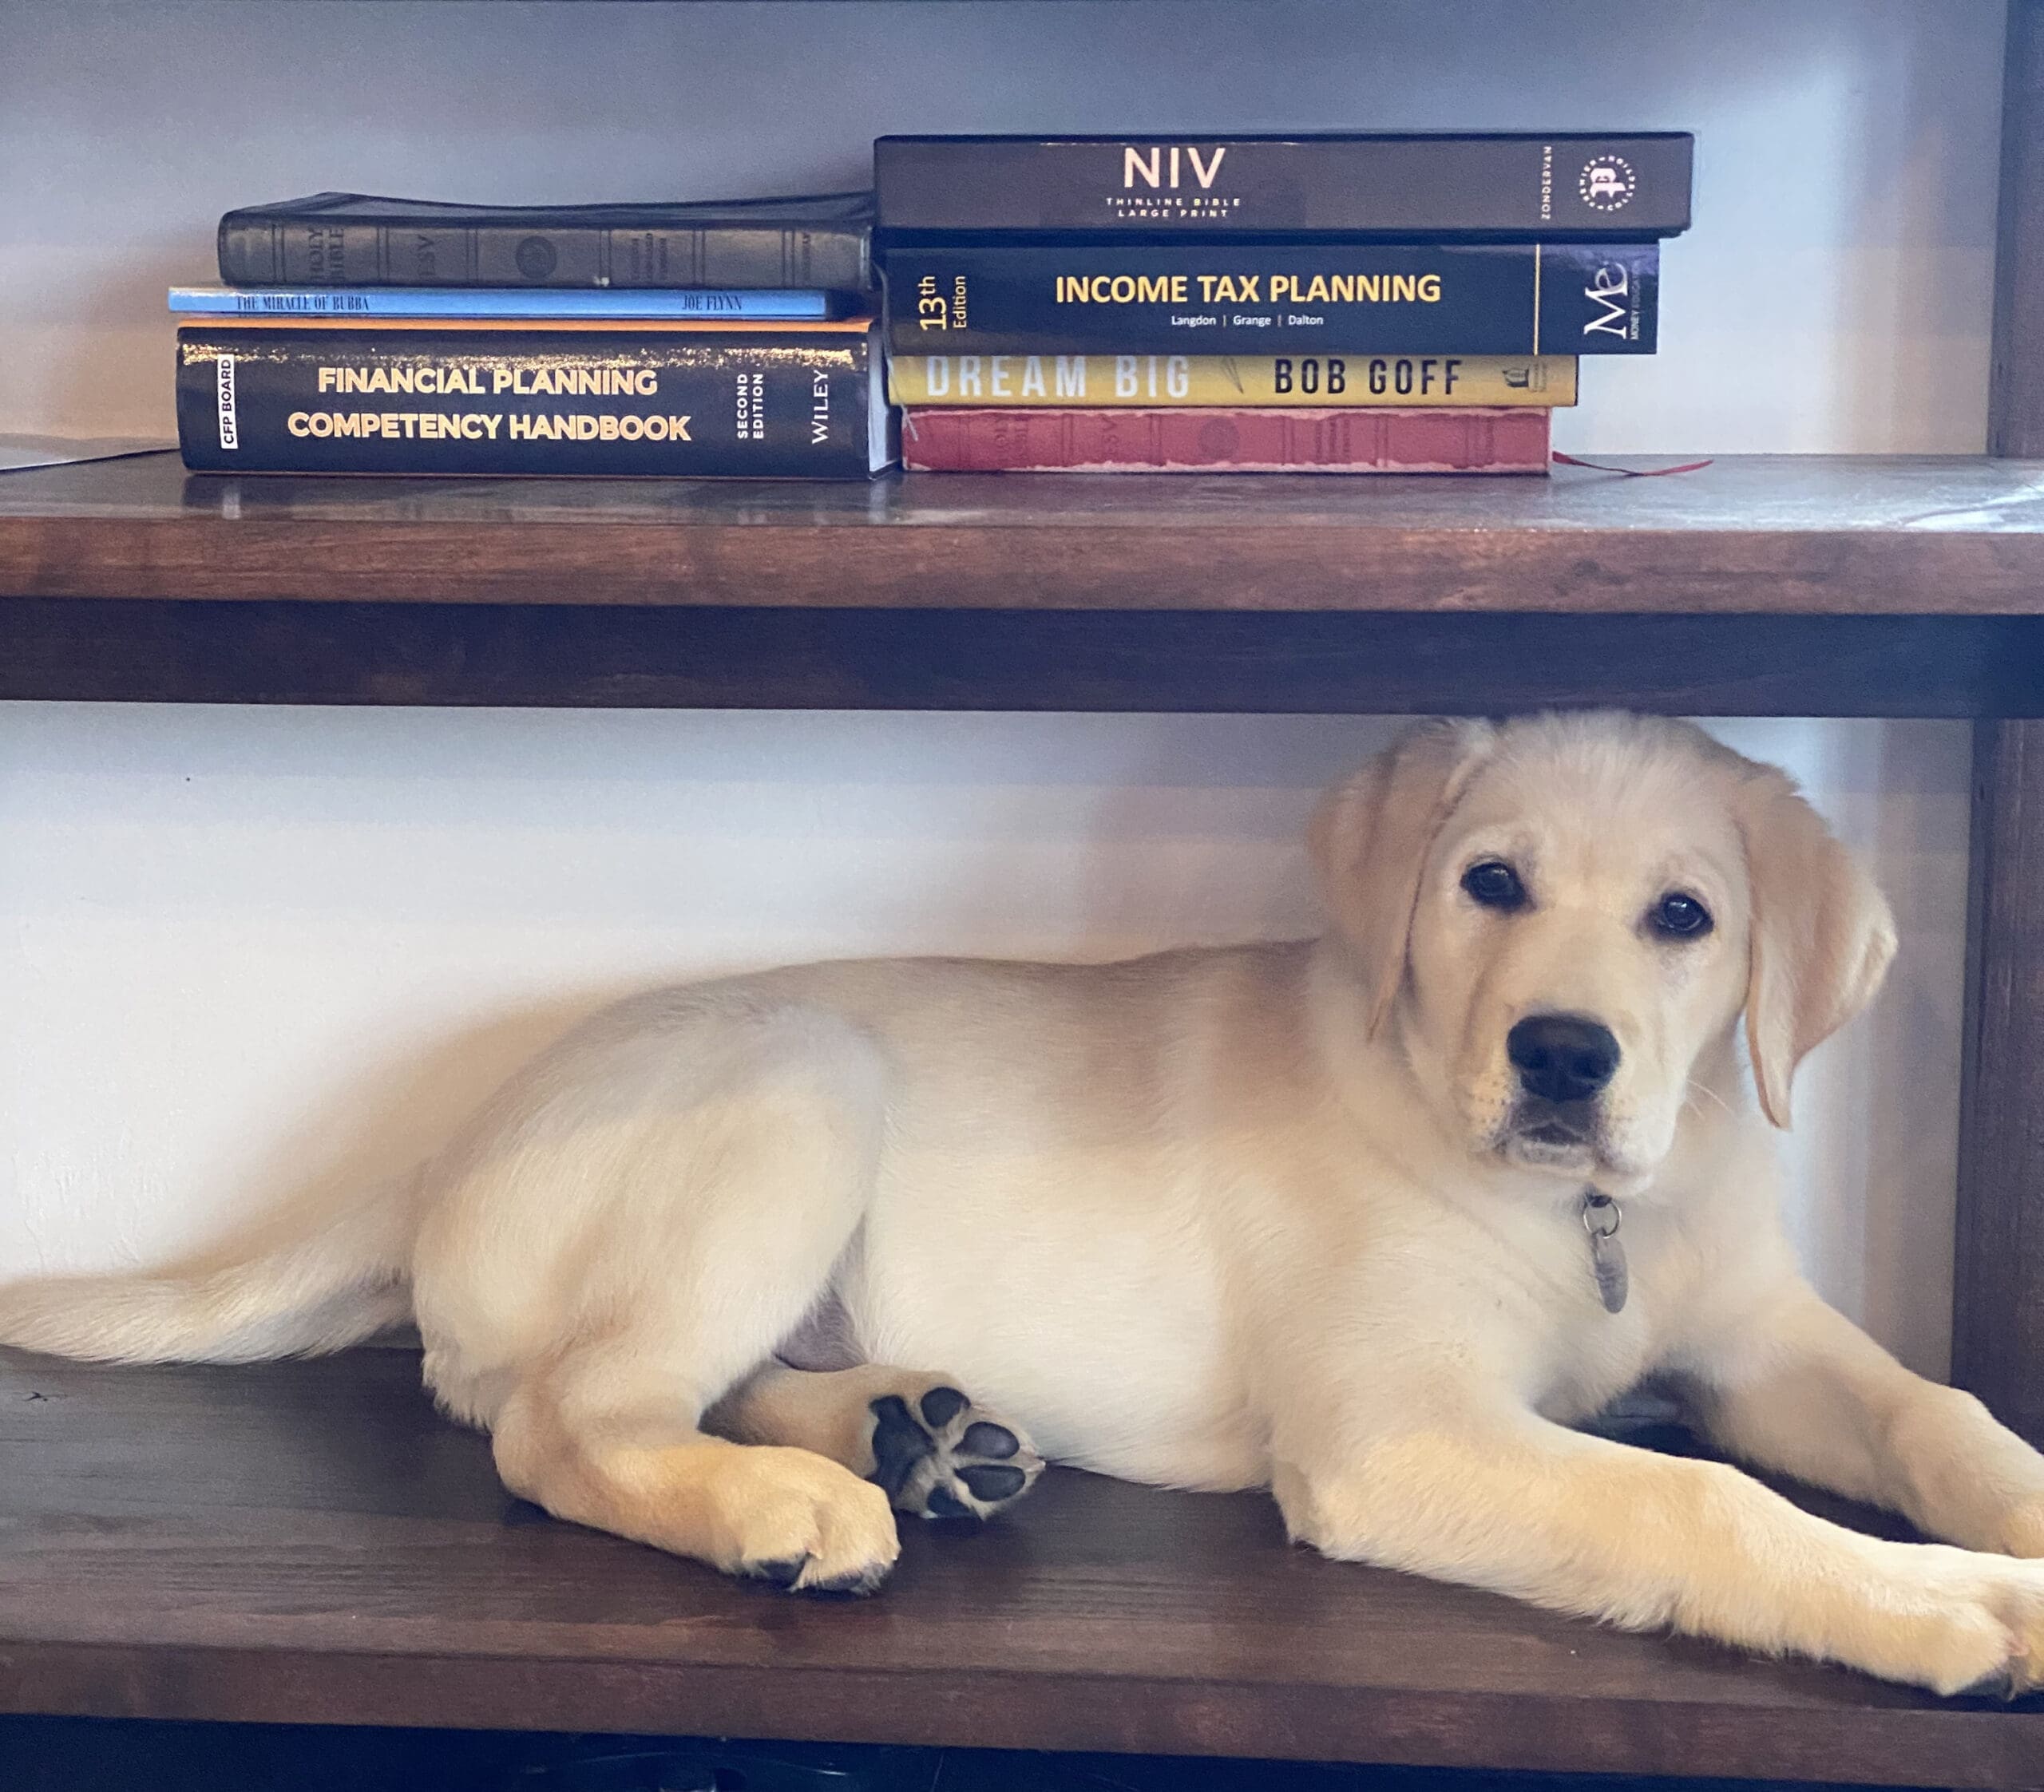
[0,1177,420,1364]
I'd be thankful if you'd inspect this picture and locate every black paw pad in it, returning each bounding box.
[747,1555,810,1589]
[869,1394,934,1497]
[864,1382,1040,1521]
[1957,1667,2022,1702]
[800,1567,886,1597]
[960,1463,1028,1502]
[925,1485,974,1519]
[961,1421,1019,1458]
[919,1386,969,1428]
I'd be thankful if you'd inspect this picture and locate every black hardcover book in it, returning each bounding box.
[885,242,1658,357]
[176,320,893,477]
[217,192,875,291]
[875,133,1692,243]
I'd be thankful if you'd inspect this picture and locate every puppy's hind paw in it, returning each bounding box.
[866,1385,1044,1521]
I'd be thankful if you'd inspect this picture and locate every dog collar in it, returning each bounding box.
[1581,1189,1628,1315]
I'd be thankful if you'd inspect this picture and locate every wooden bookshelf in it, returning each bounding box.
[5,449,2044,1785]
[5,453,2044,717]
[7,6,2044,1781]
[0,1347,2038,1786]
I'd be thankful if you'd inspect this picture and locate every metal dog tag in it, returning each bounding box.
[1581,1190,1628,1315]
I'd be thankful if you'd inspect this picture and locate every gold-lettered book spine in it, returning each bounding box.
[888,354,1576,409]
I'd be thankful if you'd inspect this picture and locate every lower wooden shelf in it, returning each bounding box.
[0,1348,2037,1784]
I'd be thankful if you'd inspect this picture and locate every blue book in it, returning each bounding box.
[168,285,838,319]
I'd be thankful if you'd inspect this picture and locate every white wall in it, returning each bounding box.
[0,0,2004,1378]
[0,0,2007,455]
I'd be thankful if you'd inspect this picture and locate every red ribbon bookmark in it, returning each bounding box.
[1552,453,1715,477]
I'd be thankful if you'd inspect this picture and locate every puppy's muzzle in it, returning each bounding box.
[1507,1015,1620,1141]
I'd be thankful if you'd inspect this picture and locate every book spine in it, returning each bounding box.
[874,135,1692,239]
[176,325,884,477]
[889,353,1575,408]
[217,219,872,291]
[885,243,1657,357]
[899,407,1551,473]
[171,287,838,320]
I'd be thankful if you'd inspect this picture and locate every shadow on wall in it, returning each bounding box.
[53,984,650,1311]
[1709,717,1972,1381]
[153,715,1411,1276]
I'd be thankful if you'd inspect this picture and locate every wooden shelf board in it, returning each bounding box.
[6,452,2044,615]
[6,455,2044,714]
[0,1348,2038,1784]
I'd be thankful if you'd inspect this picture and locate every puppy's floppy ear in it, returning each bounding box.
[1735,769,1897,1129]
[1309,719,1495,1038]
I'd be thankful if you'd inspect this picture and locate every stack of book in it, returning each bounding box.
[874,133,1693,474]
[172,192,895,477]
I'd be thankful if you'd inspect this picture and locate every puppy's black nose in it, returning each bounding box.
[1507,1015,1621,1104]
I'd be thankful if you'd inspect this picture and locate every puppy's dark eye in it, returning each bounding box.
[1461,860,1527,912]
[1652,892,1713,938]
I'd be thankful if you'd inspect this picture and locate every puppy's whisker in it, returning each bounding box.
[1686,1078,1735,1118]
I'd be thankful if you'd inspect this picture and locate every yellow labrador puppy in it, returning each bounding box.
[6,711,2044,1694]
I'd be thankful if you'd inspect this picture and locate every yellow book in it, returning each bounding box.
[888,351,1575,409]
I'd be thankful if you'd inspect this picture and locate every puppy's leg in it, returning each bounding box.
[715,1362,1044,1520]
[1686,1278,2044,1558]
[1277,1397,2044,1694]
[493,1342,901,1594]
[437,1004,909,1591]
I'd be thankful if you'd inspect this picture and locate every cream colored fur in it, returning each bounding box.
[6,712,2044,1685]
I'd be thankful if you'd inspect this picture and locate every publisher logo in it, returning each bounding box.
[514,235,558,280]
[215,355,238,450]
[1583,262,1634,338]
[1579,156,1636,211]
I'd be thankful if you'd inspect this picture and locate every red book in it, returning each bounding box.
[901,406,1550,473]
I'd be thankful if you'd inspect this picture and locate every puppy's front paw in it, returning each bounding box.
[711,1447,901,1596]
[866,1386,1044,1521]
[1961,1557,2044,1693]
[1868,1550,2044,1696]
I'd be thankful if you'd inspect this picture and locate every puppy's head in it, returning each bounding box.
[1309,714,1895,1189]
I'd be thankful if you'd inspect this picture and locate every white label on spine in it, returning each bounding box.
[215,355,239,450]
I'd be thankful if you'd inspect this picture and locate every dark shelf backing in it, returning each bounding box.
[6,597,2044,716]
